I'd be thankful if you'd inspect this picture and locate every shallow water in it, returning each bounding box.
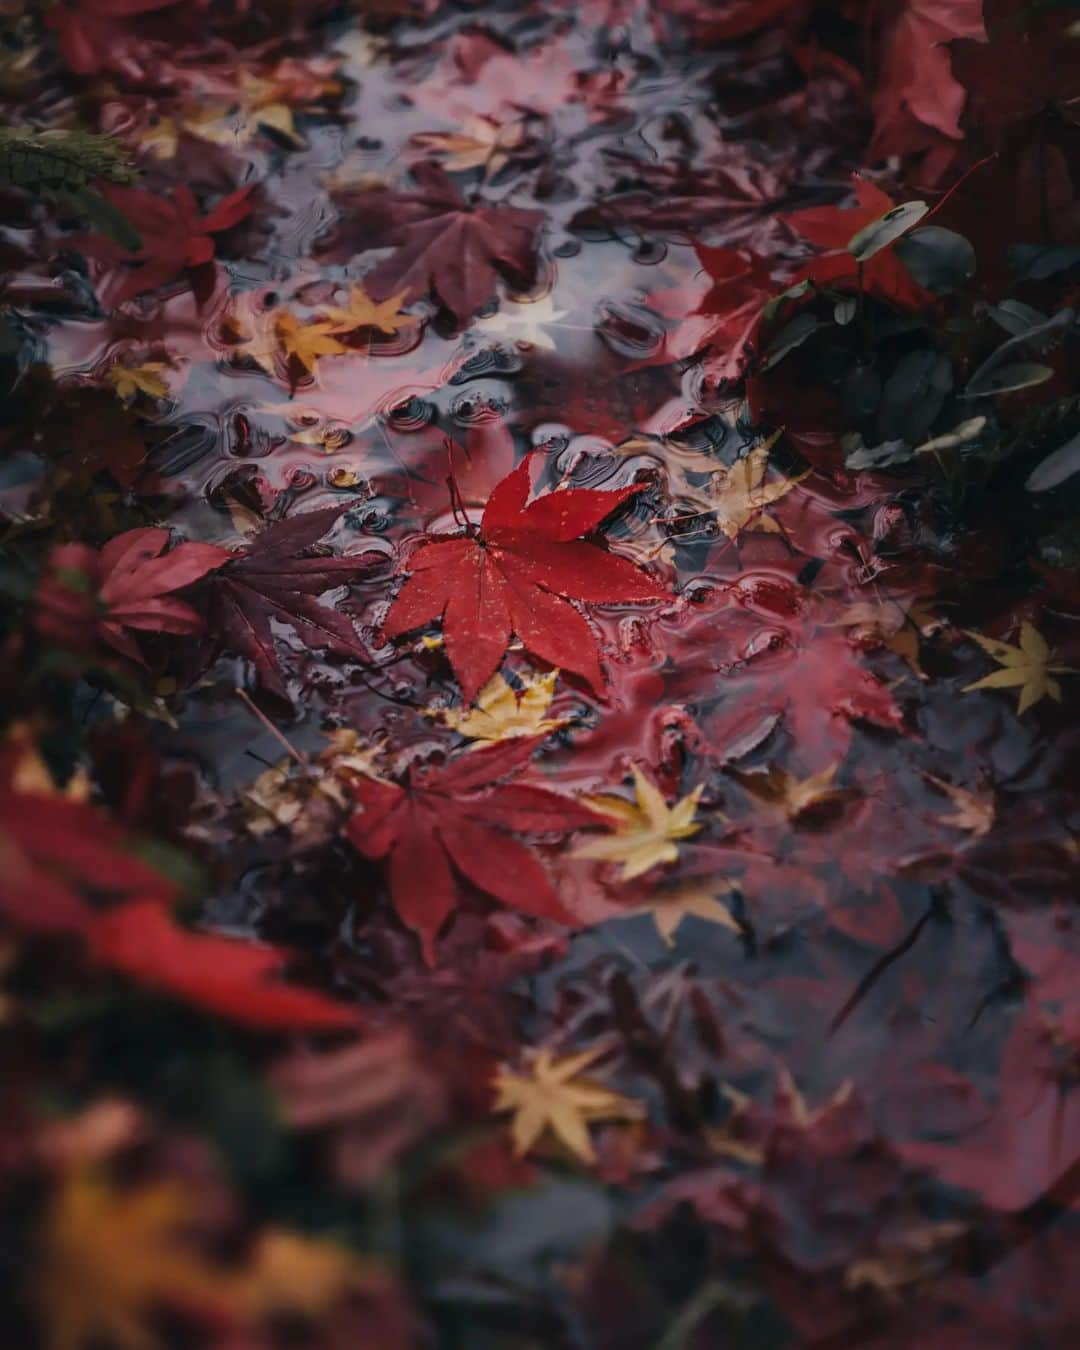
[3,1,1079,1347]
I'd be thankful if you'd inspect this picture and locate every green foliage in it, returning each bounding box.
[0,125,136,191]
[0,125,141,249]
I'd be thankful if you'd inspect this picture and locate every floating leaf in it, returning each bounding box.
[576,765,703,880]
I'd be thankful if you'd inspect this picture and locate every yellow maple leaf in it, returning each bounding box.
[962,621,1074,715]
[729,762,852,823]
[242,730,385,834]
[34,1169,225,1350]
[136,118,179,160]
[234,308,346,379]
[105,361,170,403]
[439,670,566,743]
[234,1229,372,1319]
[238,72,303,144]
[575,765,703,879]
[319,284,412,336]
[702,430,805,541]
[923,774,994,836]
[833,598,938,679]
[273,311,348,377]
[492,1047,643,1163]
[411,115,525,175]
[635,879,739,946]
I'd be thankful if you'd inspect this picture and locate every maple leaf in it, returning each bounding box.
[90,899,360,1031]
[868,0,985,159]
[346,735,600,962]
[207,507,379,699]
[45,0,182,78]
[923,774,995,836]
[269,1030,444,1187]
[729,762,853,823]
[438,669,567,744]
[322,161,544,325]
[0,783,173,934]
[185,65,337,149]
[575,765,703,880]
[230,305,349,382]
[410,115,526,175]
[241,731,386,839]
[82,184,253,307]
[382,453,668,702]
[962,622,1074,715]
[697,430,805,541]
[645,243,773,378]
[34,528,229,667]
[784,176,933,310]
[272,310,348,378]
[319,284,412,336]
[104,360,171,403]
[235,1229,375,1320]
[33,1168,225,1350]
[834,597,938,678]
[492,1046,643,1163]
[950,6,1080,132]
[634,879,739,947]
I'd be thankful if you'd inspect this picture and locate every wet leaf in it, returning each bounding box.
[634,880,739,947]
[576,765,703,880]
[847,200,929,262]
[383,453,668,702]
[438,669,567,744]
[34,1169,226,1350]
[962,622,1075,714]
[894,226,977,293]
[346,737,600,961]
[492,1047,643,1163]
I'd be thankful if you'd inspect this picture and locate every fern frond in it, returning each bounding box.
[0,126,136,193]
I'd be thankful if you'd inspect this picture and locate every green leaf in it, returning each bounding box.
[1007,244,1080,281]
[895,226,976,293]
[1026,430,1080,492]
[59,185,142,252]
[847,201,928,262]
[964,361,1054,398]
[760,311,820,371]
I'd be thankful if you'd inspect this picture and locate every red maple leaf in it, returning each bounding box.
[207,507,381,699]
[641,244,772,382]
[382,453,669,702]
[91,899,361,1032]
[783,175,934,310]
[867,0,985,161]
[82,184,253,307]
[950,2,1080,132]
[321,162,543,325]
[0,784,174,934]
[346,736,599,962]
[34,527,229,666]
[46,0,185,78]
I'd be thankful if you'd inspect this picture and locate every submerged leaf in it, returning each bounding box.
[492,1047,643,1163]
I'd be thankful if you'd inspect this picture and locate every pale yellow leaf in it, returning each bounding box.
[492,1047,643,1164]
[576,769,703,880]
